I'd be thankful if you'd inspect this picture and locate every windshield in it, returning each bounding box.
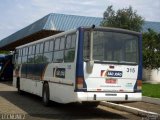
[83,30,139,64]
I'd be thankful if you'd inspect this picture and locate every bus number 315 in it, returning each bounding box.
[127,68,135,73]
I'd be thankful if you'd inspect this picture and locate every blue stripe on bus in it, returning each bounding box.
[21,63,48,80]
[134,34,143,92]
[75,27,87,91]
[76,27,84,76]
[138,34,143,80]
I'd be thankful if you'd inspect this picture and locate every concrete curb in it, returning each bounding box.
[143,96,160,105]
[100,101,160,119]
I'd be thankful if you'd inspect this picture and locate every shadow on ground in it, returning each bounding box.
[0,81,130,119]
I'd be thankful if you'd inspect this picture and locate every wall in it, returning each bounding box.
[143,69,160,83]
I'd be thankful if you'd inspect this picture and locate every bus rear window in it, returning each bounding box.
[83,30,139,64]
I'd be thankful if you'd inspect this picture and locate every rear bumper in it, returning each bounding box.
[77,92,142,102]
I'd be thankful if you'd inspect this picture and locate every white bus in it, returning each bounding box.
[13,26,142,106]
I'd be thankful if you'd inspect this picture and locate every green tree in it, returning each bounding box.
[101,5,160,69]
[143,29,160,69]
[101,5,144,32]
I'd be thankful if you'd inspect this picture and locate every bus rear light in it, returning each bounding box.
[76,77,84,89]
[137,80,142,90]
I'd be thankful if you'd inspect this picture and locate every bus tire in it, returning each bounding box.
[17,78,24,95]
[42,82,50,106]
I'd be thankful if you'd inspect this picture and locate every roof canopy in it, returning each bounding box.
[0,13,102,50]
[0,13,160,50]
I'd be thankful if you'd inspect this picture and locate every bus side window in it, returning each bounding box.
[60,37,65,50]
[22,47,28,63]
[54,38,60,50]
[29,46,32,55]
[21,48,25,63]
[14,49,19,64]
[64,33,76,62]
[22,48,25,57]
[26,47,28,55]
[15,50,19,60]
[28,46,33,63]
[20,49,23,56]
[44,41,53,63]
[32,45,35,55]
[66,35,71,49]
[71,34,76,48]
[35,43,43,63]
[40,43,44,53]
[53,37,64,63]
[28,45,35,63]
[44,41,49,52]
[36,44,40,54]
[18,49,22,64]
[49,40,54,51]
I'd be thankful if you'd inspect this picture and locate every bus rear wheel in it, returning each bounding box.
[42,83,50,106]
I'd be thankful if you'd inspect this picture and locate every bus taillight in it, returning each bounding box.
[76,77,84,89]
[137,80,142,90]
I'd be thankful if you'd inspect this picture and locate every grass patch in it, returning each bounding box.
[142,83,160,98]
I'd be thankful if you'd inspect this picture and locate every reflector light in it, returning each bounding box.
[76,77,84,89]
[137,80,142,90]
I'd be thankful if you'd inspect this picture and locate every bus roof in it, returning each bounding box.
[80,26,141,35]
[16,26,141,49]
[16,28,77,49]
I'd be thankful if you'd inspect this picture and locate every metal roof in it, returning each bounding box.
[0,13,160,50]
[142,21,160,32]
[43,13,102,31]
[0,13,102,49]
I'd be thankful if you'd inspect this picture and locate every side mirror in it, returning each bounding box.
[86,60,94,73]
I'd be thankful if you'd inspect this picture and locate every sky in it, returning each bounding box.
[0,0,160,40]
